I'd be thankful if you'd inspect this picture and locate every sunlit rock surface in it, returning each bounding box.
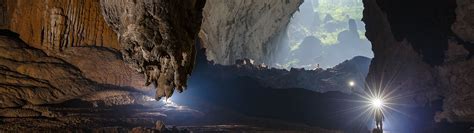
[199,0,303,65]
[363,0,474,122]
[100,0,206,100]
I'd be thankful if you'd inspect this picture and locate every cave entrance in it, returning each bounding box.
[274,0,373,69]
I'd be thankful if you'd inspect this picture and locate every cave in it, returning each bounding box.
[0,0,473,132]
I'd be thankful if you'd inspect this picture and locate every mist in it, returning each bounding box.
[273,0,373,69]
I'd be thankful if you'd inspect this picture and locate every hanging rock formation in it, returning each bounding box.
[363,0,474,122]
[199,0,303,65]
[100,0,206,100]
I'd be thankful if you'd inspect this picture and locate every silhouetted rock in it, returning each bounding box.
[364,0,474,123]
[195,48,371,93]
[293,36,323,66]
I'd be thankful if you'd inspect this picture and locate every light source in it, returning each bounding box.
[371,98,384,109]
[348,81,355,87]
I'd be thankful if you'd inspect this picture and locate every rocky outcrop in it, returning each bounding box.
[100,0,206,100]
[195,48,371,93]
[0,31,153,107]
[199,0,303,65]
[50,47,148,91]
[0,0,119,51]
[363,0,474,122]
[0,35,99,107]
[452,0,474,42]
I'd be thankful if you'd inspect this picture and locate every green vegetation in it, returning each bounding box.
[317,0,364,21]
[287,0,365,50]
[283,0,367,68]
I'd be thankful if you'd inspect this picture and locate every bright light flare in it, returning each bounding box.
[162,98,173,104]
[371,98,384,109]
[348,81,355,87]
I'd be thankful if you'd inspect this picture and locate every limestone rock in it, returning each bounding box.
[0,35,149,108]
[436,43,474,122]
[50,47,148,91]
[155,121,166,131]
[0,35,97,107]
[363,0,474,122]
[0,0,119,51]
[0,108,41,117]
[452,0,474,42]
[199,0,303,65]
[196,48,371,93]
[100,0,206,100]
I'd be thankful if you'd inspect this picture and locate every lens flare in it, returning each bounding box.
[371,98,384,109]
[348,81,355,87]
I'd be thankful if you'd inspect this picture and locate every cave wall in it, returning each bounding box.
[0,0,120,51]
[0,0,152,109]
[1,0,300,100]
[0,0,207,108]
[363,0,474,122]
[0,0,305,66]
[199,0,303,65]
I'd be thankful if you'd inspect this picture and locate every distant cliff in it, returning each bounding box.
[199,0,303,65]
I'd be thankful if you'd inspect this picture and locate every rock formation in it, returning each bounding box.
[363,0,474,122]
[199,0,303,65]
[195,48,371,93]
[100,0,206,100]
[0,0,119,50]
[0,33,150,108]
[1,0,302,100]
[50,47,147,91]
[0,35,97,107]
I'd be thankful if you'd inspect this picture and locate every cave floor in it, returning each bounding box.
[0,103,340,132]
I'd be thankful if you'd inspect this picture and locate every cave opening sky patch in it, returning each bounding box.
[276,0,373,69]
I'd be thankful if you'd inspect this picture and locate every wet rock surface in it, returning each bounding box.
[100,0,206,100]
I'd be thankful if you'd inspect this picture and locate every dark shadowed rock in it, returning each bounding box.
[363,0,474,123]
[155,121,166,131]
